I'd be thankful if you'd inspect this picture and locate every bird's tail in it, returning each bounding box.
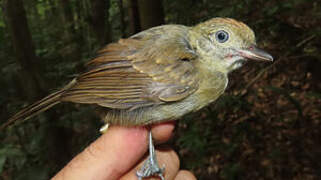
[1,90,64,131]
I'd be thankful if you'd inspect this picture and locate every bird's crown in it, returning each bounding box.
[193,18,256,49]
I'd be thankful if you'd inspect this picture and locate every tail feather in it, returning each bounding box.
[1,90,64,131]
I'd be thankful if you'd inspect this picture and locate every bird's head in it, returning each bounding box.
[191,18,273,72]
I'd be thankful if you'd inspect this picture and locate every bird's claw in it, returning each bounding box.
[136,162,165,180]
[136,131,165,180]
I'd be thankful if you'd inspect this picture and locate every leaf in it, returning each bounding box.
[0,155,6,174]
[0,146,23,157]
[0,21,5,28]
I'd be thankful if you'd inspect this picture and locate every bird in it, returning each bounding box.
[1,17,273,179]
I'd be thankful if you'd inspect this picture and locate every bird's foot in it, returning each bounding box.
[136,131,165,180]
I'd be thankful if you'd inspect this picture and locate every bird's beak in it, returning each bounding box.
[237,45,273,61]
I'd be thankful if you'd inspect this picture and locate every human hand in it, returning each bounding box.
[52,123,196,180]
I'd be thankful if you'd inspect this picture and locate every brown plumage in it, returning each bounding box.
[1,18,273,130]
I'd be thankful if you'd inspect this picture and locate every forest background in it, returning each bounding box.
[0,0,320,179]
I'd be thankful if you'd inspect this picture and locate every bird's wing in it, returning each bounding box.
[62,27,199,110]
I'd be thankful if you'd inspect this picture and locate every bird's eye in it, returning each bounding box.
[215,30,229,43]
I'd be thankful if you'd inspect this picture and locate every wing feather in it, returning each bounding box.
[62,25,199,109]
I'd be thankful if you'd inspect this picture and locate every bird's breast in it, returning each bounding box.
[192,70,228,110]
[139,70,228,124]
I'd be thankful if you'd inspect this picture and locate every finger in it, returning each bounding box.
[175,170,197,180]
[53,126,148,180]
[120,148,180,180]
[151,121,175,144]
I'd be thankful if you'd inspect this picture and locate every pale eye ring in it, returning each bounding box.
[215,30,229,43]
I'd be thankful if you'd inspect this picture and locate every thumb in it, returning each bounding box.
[53,126,148,180]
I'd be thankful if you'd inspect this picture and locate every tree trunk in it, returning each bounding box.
[118,0,126,37]
[128,0,141,34]
[90,0,111,45]
[4,0,45,101]
[137,0,164,30]
[58,0,75,41]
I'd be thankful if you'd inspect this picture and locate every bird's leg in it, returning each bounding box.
[136,130,165,180]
